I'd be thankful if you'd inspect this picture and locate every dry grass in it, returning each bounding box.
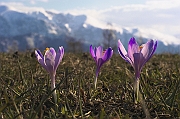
[0,51,179,119]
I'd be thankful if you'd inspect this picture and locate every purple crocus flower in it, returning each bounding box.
[35,46,64,103]
[118,37,157,102]
[90,45,113,89]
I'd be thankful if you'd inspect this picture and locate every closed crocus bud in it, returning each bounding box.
[90,45,113,89]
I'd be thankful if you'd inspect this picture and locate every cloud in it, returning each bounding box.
[29,0,49,4]
[0,2,43,12]
[105,1,180,35]
[30,0,35,4]
[145,0,180,9]
[1,0,180,36]
[64,0,180,36]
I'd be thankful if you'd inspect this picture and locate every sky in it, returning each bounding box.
[0,0,146,11]
[0,0,180,38]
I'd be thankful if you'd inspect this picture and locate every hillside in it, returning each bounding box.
[0,5,180,53]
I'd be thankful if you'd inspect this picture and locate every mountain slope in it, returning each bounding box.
[0,5,180,53]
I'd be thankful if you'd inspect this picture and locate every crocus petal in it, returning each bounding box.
[128,37,139,60]
[127,37,140,67]
[133,53,141,79]
[35,50,48,71]
[103,47,113,62]
[49,47,56,60]
[95,46,103,59]
[148,40,157,60]
[44,48,56,74]
[90,45,96,61]
[118,40,133,64]
[97,58,104,72]
[141,40,154,59]
[139,40,157,70]
[139,40,154,67]
[118,40,128,61]
[54,46,64,72]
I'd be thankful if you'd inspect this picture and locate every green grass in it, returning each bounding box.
[0,51,179,119]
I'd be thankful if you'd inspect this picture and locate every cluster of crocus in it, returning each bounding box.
[35,46,64,103]
[90,45,113,89]
[35,37,157,104]
[118,37,157,102]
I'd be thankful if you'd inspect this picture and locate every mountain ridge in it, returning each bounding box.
[0,5,180,53]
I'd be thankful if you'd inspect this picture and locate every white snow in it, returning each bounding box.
[26,37,35,48]
[48,26,58,34]
[64,23,71,32]
[0,4,180,53]
[83,23,87,28]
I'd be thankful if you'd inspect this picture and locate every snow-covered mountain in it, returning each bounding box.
[0,5,180,53]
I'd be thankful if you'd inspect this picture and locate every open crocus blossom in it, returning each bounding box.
[90,45,113,89]
[118,37,157,102]
[35,46,64,103]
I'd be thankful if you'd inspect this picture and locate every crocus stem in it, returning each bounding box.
[94,68,99,89]
[94,76,97,89]
[134,78,140,104]
[50,74,57,104]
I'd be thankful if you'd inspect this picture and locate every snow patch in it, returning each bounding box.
[48,26,58,34]
[26,37,35,48]
[83,23,87,28]
[64,23,71,32]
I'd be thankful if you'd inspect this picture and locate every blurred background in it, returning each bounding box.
[0,0,180,53]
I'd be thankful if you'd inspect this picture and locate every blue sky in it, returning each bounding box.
[0,0,180,38]
[0,0,146,11]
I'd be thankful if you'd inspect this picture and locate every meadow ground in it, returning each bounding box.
[0,51,179,119]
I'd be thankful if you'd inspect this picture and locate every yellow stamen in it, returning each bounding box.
[139,45,143,50]
[44,47,50,52]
